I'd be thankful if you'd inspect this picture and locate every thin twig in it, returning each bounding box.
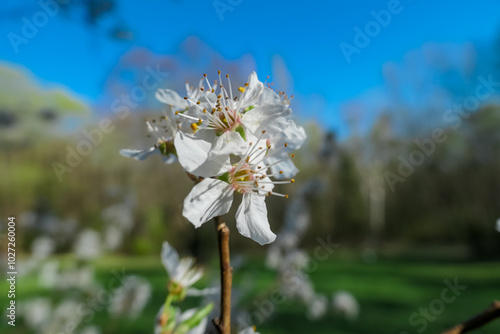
[442,300,500,334]
[213,216,233,334]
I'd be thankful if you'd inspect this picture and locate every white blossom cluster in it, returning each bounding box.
[121,72,306,245]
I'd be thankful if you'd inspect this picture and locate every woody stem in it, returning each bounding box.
[213,216,232,334]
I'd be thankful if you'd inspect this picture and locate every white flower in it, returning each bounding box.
[264,120,306,179]
[79,326,102,334]
[307,294,328,320]
[162,241,203,296]
[101,203,134,231]
[104,225,124,251]
[120,91,194,164]
[31,236,55,260]
[20,298,52,329]
[182,135,296,245]
[155,305,210,334]
[120,111,178,163]
[168,71,297,177]
[73,229,102,260]
[58,266,95,290]
[38,260,59,288]
[239,327,260,334]
[281,270,315,303]
[332,291,359,320]
[109,276,152,318]
[47,299,83,334]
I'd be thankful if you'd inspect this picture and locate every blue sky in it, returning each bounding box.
[1,0,500,135]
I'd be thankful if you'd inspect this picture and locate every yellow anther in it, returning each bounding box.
[175,111,180,115]
[238,87,245,93]
[204,74,207,77]
[184,97,188,100]
[284,143,288,147]
[279,171,283,174]
[196,101,200,104]
[291,154,295,158]
[291,179,295,183]
[285,194,289,199]
[191,123,199,132]
[262,130,266,134]
[218,70,221,75]
[203,108,207,113]
[244,83,249,87]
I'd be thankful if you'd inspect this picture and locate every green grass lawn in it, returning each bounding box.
[2,253,500,334]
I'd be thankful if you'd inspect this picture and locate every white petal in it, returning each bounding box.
[282,121,307,150]
[183,179,233,228]
[257,87,281,105]
[256,176,274,194]
[161,241,180,277]
[239,327,260,334]
[186,287,220,297]
[120,147,157,161]
[236,194,276,245]
[268,157,299,179]
[179,309,208,334]
[239,72,264,107]
[175,131,229,177]
[156,89,188,109]
[242,104,292,136]
[182,267,203,287]
[178,307,198,323]
[210,131,247,157]
[161,154,178,164]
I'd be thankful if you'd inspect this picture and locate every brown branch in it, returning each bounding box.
[213,216,233,334]
[442,300,500,334]
[186,172,203,184]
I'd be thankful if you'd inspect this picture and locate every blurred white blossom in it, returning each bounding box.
[79,326,102,334]
[46,299,83,334]
[307,294,328,320]
[38,261,59,288]
[19,298,52,330]
[104,225,124,251]
[74,229,102,260]
[109,276,151,319]
[332,291,360,320]
[31,236,55,260]
[101,203,134,232]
